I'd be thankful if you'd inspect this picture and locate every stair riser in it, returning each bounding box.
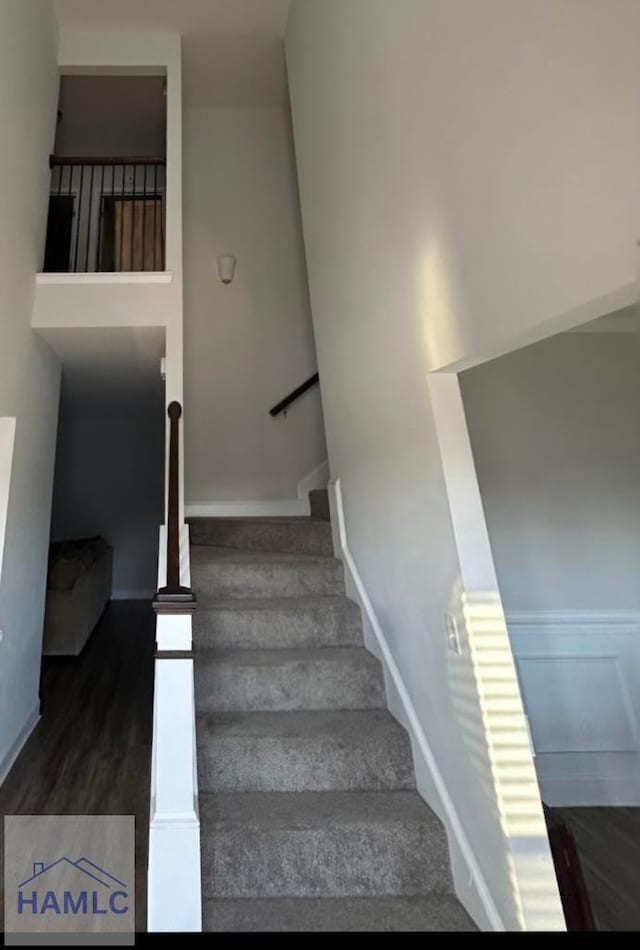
[195,659,385,712]
[197,735,415,793]
[192,562,345,599]
[309,489,330,522]
[193,604,362,649]
[202,823,450,898]
[190,520,334,557]
[203,897,476,932]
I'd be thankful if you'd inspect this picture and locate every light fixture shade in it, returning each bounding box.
[217,254,236,285]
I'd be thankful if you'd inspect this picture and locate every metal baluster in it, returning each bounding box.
[86,164,94,273]
[142,164,147,272]
[120,164,126,272]
[160,167,165,270]
[73,164,85,273]
[96,164,105,272]
[130,166,135,272]
[67,164,73,272]
[153,163,158,271]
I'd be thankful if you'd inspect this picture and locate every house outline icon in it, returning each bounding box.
[18,857,127,890]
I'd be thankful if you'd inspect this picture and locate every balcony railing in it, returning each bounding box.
[44,156,166,274]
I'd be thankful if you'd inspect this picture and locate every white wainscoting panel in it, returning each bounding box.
[507,611,640,805]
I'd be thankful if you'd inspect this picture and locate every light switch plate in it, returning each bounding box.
[445,612,462,654]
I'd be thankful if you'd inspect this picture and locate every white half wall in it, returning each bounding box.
[0,0,61,782]
[183,107,326,505]
[33,273,174,331]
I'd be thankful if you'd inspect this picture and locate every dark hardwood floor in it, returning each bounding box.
[0,601,154,933]
[550,806,640,931]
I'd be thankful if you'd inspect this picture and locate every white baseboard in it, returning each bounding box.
[112,589,155,601]
[185,500,307,518]
[328,479,502,932]
[0,702,40,787]
[185,460,330,520]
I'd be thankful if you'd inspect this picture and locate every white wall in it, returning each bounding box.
[183,107,326,506]
[0,1,61,775]
[282,0,640,928]
[461,331,640,805]
[51,404,165,599]
[461,332,640,612]
[289,0,639,375]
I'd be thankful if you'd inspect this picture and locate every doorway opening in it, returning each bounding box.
[459,303,640,930]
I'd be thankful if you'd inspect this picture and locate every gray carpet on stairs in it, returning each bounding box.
[189,490,476,932]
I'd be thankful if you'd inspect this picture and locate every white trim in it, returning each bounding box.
[538,777,640,808]
[186,461,330,520]
[329,478,503,932]
[0,702,40,787]
[186,499,307,518]
[111,589,155,601]
[506,609,640,633]
[0,417,17,579]
[36,272,173,286]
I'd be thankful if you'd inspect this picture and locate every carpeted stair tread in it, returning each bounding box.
[196,708,414,792]
[193,596,362,648]
[191,546,345,599]
[194,646,386,712]
[200,790,451,898]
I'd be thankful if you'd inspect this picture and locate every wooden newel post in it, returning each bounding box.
[153,401,196,615]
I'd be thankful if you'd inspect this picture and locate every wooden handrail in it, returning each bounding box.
[269,373,320,417]
[153,401,196,615]
[49,155,166,168]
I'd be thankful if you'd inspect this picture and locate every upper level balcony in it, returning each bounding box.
[44,156,166,275]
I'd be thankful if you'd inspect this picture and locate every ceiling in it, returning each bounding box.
[37,326,166,415]
[53,0,293,107]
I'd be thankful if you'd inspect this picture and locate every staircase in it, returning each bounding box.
[190,490,475,932]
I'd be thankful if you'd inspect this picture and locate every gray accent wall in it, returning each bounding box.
[51,402,165,599]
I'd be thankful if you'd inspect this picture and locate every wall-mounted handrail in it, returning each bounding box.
[153,401,196,615]
[269,373,319,417]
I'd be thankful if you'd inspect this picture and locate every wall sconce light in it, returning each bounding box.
[217,255,236,285]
